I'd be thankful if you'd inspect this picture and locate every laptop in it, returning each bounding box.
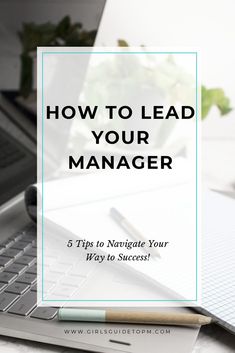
[0,118,234,353]
[0,112,203,353]
[0,2,200,352]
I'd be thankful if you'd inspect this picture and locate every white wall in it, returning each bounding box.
[96,0,235,140]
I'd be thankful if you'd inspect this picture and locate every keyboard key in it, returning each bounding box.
[0,282,6,292]
[6,263,27,275]
[6,282,30,295]
[2,248,23,259]
[31,307,57,320]
[8,291,36,316]
[0,239,14,249]
[26,240,36,247]
[31,284,37,292]
[0,257,13,267]
[25,248,37,257]
[43,255,57,266]
[70,261,95,277]
[0,292,19,311]
[52,284,77,297]
[27,264,37,274]
[61,275,85,287]
[15,256,36,266]
[12,241,31,251]
[44,271,62,283]
[0,272,17,284]
[11,233,23,242]
[8,232,22,242]
[44,280,55,293]
[21,234,36,243]
[0,247,5,255]
[50,263,72,274]
[16,273,37,285]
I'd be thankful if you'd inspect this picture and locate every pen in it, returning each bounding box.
[110,207,161,259]
[58,308,212,326]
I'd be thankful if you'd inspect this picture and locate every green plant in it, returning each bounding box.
[118,40,232,119]
[18,16,97,98]
[201,85,232,119]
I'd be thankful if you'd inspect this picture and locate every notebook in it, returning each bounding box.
[198,190,235,334]
[26,176,235,332]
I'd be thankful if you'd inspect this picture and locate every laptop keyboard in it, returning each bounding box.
[0,224,58,320]
[0,130,25,169]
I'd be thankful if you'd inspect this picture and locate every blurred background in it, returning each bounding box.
[0,0,234,194]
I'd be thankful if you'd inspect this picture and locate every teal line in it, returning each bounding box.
[40,51,199,303]
[41,52,44,302]
[41,299,197,302]
[42,51,197,55]
[195,53,198,302]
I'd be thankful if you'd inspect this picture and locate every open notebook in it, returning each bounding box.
[199,190,235,334]
[25,177,235,333]
[26,164,198,304]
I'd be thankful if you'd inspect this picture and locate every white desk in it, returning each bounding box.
[0,324,235,353]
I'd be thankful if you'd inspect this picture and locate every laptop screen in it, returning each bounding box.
[0,0,106,206]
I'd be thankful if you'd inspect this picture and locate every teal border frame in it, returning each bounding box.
[40,50,198,303]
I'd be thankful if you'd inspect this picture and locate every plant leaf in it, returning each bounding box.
[118,39,129,47]
[201,85,232,119]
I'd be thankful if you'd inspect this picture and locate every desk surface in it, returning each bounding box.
[0,324,235,353]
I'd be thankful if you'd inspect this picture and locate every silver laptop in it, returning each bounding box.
[0,121,234,353]
[0,2,195,352]
[0,108,201,353]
